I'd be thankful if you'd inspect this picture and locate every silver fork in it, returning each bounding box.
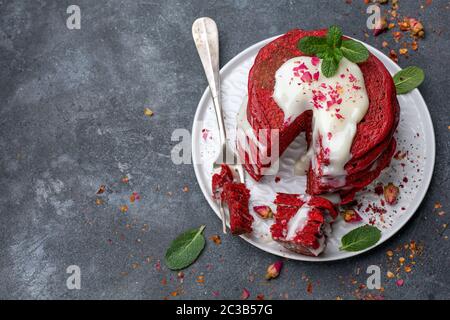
[192,17,245,234]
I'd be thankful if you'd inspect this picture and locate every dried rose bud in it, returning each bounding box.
[253,205,273,219]
[373,16,388,36]
[384,183,400,205]
[343,209,363,223]
[409,18,425,38]
[394,151,407,160]
[240,288,250,300]
[265,261,283,280]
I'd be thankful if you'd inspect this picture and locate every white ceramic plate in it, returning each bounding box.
[192,35,435,261]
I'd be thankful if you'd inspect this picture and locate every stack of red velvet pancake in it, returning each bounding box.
[237,29,400,204]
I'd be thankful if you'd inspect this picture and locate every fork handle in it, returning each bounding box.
[192,17,227,147]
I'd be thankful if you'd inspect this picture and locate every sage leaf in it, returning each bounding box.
[339,225,382,252]
[393,66,425,94]
[165,225,206,270]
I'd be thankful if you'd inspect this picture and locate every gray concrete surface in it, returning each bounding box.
[0,0,448,300]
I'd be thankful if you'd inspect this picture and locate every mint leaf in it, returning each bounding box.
[393,66,425,94]
[322,57,339,78]
[327,25,343,49]
[165,225,206,270]
[298,36,328,55]
[334,47,344,63]
[316,50,330,60]
[339,225,382,252]
[341,40,370,63]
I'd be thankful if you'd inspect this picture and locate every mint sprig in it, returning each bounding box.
[298,26,370,78]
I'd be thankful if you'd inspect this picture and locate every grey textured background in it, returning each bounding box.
[0,0,449,300]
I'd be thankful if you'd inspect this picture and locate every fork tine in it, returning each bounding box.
[219,201,227,234]
[236,165,245,183]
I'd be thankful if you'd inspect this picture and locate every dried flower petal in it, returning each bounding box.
[389,49,398,62]
[240,288,250,300]
[209,235,222,245]
[197,275,205,283]
[399,48,408,55]
[398,19,411,31]
[96,185,106,194]
[144,108,154,117]
[409,18,425,38]
[306,282,313,294]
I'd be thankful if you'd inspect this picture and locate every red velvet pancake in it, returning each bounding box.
[239,29,399,202]
[212,165,253,235]
[270,193,338,256]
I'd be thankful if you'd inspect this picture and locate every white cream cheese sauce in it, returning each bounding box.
[273,56,369,182]
[286,205,311,240]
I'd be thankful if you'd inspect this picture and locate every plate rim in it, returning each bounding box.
[191,34,436,262]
